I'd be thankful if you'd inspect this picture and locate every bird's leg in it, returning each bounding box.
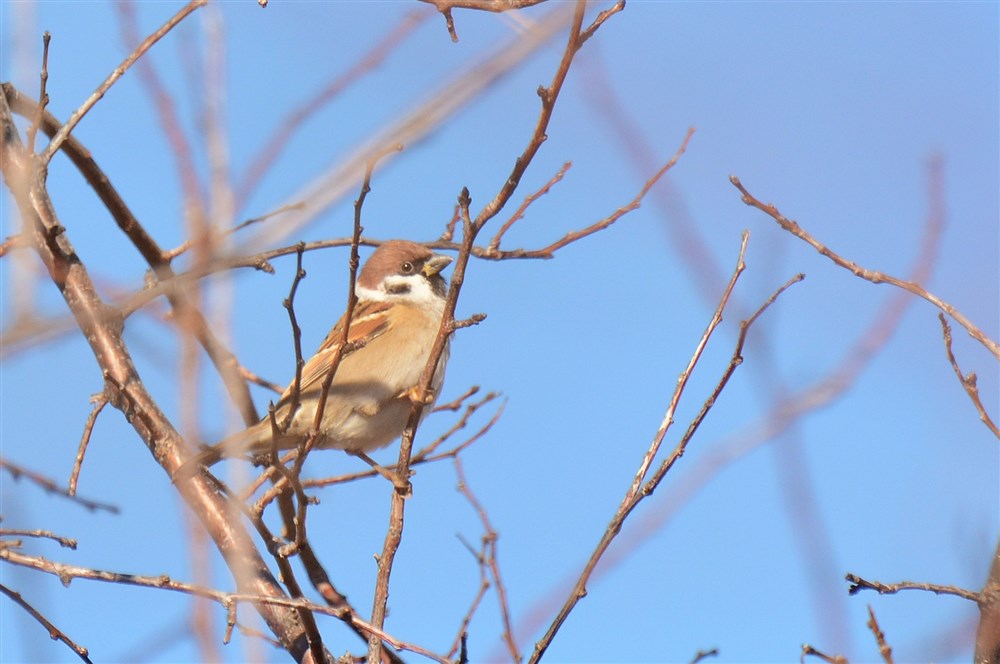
[401,385,436,406]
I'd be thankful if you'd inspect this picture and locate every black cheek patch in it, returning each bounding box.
[386,282,411,295]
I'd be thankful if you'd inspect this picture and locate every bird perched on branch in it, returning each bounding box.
[187,240,452,469]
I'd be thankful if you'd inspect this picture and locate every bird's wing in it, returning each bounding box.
[281,299,394,405]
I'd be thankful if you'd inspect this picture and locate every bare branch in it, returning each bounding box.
[800,644,848,664]
[1,79,324,661]
[455,458,520,662]
[730,174,999,360]
[866,605,894,664]
[530,233,803,662]
[235,11,428,209]
[3,83,260,427]
[367,186,475,663]
[279,242,309,436]
[421,0,548,12]
[40,0,207,164]
[290,392,504,493]
[494,126,694,259]
[845,573,980,603]
[578,0,626,47]
[487,160,571,253]
[0,583,93,663]
[0,458,118,514]
[0,529,77,549]
[163,202,305,263]
[938,314,999,438]
[472,1,588,229]
[244,3,575,253]
[25,31,50,154]
[690,648,720,664]
[976,540,1000,664]
[0,233,26,257]
[0,548,443,663]
[68,393,108,497]
[420,0,549,42]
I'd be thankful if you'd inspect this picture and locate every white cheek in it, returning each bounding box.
[357,275,444,312]
[355,284,387,301]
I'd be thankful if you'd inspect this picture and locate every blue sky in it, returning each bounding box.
[1,2,997,663]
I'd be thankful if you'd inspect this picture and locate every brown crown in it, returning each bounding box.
[357,240,435,290]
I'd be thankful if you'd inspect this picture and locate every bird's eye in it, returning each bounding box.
[400,261,414,274]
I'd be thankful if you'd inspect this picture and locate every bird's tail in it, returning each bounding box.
[172,427,258,481]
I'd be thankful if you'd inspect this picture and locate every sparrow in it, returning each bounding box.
[190,240,452,468]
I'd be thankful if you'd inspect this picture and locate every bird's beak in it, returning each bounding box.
[422,254,452,277]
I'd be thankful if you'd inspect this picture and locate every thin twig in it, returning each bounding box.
[368,186,477,663]
[521,157,949,638]
[368,6,619,659]
[487,161,571,252]
[41,0,207,164]
[455,457,520,662]
[530,232,750,661]
[0,458,118,513]
[25,31,50,154]
[507,126,692,259]
[68,394,108,496]
[866,605,894,664]
[642,273,805,498]
[0,233,25,257]
[163,202,305,262]
[938,314,999,438]
[0,583,93,663]
[238,365,283,395]
[730,175,999,360]
[449,532,488,660]
[279,242,309,435]
[278,394,504,496]
[433,384,481,412]
[117,0,207,213]
[235,10,428,209]
[243,3,574,253]
[689,648,719,664]
[473,1,588,230]
[2,75,324,663]
[531,236,804,661]
[0,529,77,549]
[845,573,980,603]
[800,644,848,664]
[306,143,405,468]
[3,82,260,426]
[0,548,444,663]
[578,1,626,47]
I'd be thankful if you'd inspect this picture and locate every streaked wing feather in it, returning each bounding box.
[288,300,394,401]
